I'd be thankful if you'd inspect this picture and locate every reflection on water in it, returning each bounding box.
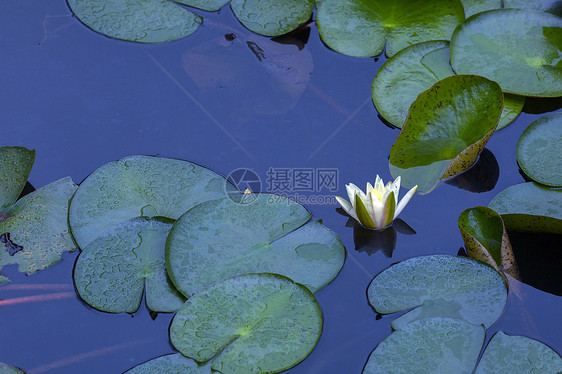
[352,218,416,257]
[444,148,499,193]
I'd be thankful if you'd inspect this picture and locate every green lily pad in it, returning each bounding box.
[459,206,518,279]
[67,0,202,43]
[0,177,77,282]
[517,112,562,187]
[0,363,25,374]
[450,9,562,97]
[69,155,234,249]
[367,255,507,329]
[0,146,35,208]
[475,331,562,373]
[461,0,501,17]
[166,194,345,297]
[74,217,185,313]
[503,0,562,13]
[125,353,215,373]
[372,41,524,129]
[316,0,465,57]
[170,273,322,374]
[388,75,503,194]
[363,317,484,374]
[489,182,562,234]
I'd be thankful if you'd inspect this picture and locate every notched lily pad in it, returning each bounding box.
[367,255,507,329]
[69,155,234,249]
[475,331,562,373]
[372,41,524,129]
[489,182,562,234]
[363,317,484,374]
[67,0,202,43]
[125,353,215,373]
[517,112,562,187]
[170,273,322,374]
[450,9,562,97]
[166,194,345,297]
[0,177,77,282]
[0,146,35,207]
[316,0,465,57]
[388,75,503,193]
[459,206,518,279]
[74,217,185,313]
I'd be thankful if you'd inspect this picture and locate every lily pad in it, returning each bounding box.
[517,112,562,187]
[489,182,562,234]
[372,41,524,129]
[0,177,77,282]
[503,0,562,13]
[450,9,562,97]
[0,363,25,374]
[125,353,214,373]
[461,0,501,17]
[74,217,185,313]
[69,155,234,249]
[388,75,503,194]
[458,206,518,279]
[170,273,322,374]
[174,0,229,11]
[166,194,345,297]
[367,255,507,329]
[316,0,465,57]
[475,331,562,373]
[0,146,35,208]
[67,0,202,43]
[363,317,484,374]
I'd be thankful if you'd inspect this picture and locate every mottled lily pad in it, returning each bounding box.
[475,331,562,373]
[363,317,484,374]
[0,177,77,283]
[170,273,322,374]
[450,9,562,97]
[372,41,524,129]
[174,0,229,11]
[503,0,562,13]
[388,75,503,193]
[125,353,215,373]
[0,146,35,208]
[367,255,507,329]
[316,0,465,57]
[166,194,345,297]
[69,155,234,249]
[459,206,518,279]
[489,182,562,234]
[517,112,562,187]
[461,0,501,17]
[74,217,185,313]
[67,0,202,43]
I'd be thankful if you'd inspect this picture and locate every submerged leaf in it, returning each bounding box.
[166,194,345,297]
[459,206,518,279]
[125,353,215,373]
[489,182,562,234]
[170,273,322,374]
[74,217,185,313]
[367,255,507,329]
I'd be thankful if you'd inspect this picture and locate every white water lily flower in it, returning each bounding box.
[336,175,417,229]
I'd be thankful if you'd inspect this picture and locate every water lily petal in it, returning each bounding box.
[374,175,384,193]
[394,185,418,219]
[355,194,376,228]
[346,183,359,209]
[335,195,358,221]
[370,191,384,226]
[382,191,397,227]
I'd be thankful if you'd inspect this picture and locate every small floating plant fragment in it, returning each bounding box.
[474,331,562,373]
[73,217,185,313]
[316,0,465,57]
[125,353,215,373]
[388,75,504,194]
[335,175,417,229]
[363,317,484,374]
[67,0,202,43]
[489,182,562,234]
[367,255,507,330]
[516,112,562,187]
[166,194,345,297]
[458,206,519,279]
[450,9,562,97]
[372,41,524,129]
[170,273,322,374]
[69,155,234,249]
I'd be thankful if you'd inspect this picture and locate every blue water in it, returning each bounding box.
[1,1,560,373]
